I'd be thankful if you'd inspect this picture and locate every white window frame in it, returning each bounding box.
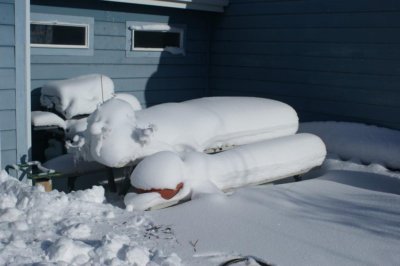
[127,21,186,56]
[30,21,89,49]
[30,13,94,56]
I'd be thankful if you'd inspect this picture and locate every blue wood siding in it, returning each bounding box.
[0,0,17,167]
[210,0,400,129]
[31,0,213,109]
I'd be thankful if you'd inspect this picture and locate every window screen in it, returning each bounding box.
[31,23,87,47]
[134,31,181,49]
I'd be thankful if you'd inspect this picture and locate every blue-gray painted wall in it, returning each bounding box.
[31,0,214,109]
[0,0,17,168]
[210,0,400,129]
[0,0,29,169]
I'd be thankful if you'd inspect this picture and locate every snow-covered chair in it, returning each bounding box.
[31,74,142,191]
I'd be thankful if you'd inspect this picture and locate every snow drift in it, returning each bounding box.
[300,121,400,169]
[0,170,181,265]
[40,74,115,119]
[76,97,299,167]
[124,133,327,210]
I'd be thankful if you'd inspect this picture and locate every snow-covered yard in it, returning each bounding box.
[1,121,400,265]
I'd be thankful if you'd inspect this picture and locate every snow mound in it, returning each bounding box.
[40,74,114,119]
[47,237,92,264]
[77,97,299,167]
[31,111,66,129]
[300,121,400,169]
[114,93,142,111]
[125,133,326,210]
[0,170,181,265]
[65,117,88,140]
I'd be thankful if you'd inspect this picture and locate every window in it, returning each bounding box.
[31,13,94,56]
[31,23,88,48]
[126,22,185,56]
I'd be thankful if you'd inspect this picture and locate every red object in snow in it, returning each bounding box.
[134,182,184,200]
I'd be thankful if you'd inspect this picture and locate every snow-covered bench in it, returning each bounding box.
[125,133,327,210]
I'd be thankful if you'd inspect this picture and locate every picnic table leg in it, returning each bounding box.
[68,176,77,192]
[108,168,117,193]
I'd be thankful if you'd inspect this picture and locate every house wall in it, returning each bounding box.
[0,0,30,169]
[0,0,17,168]
[210,0,400,129]
[30,0,214,109]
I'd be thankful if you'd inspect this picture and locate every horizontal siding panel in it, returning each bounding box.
[218,12,400,29]
[0,25,14,46]
[212,54,400,76]
[114,77,207,92]
[211,78,400,108]
[211,88,400,126]
[0,90,16,110]
[94,21,126,36]
[93,35,208,52]
[94,35,126,50]
[0,69,15,90]
[212,42,400,60]
[0,47,15,68]
[211,66,400,91]
[32,77,207,92]
[32,64,207,80]
[140,89,205,106]
[211,1,400,129]
[31,2,211,28]
[32,52,207,65]
[0,3,14,25]
[0,130,16,150]
[226,0,400,15]
[0,110,16,130]
[214,28,400,43]
[1,149,16,168]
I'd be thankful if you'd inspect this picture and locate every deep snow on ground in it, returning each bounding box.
[1,121,400,265]
[0,171,181,265]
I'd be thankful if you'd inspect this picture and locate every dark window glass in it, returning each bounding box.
[31,23,86,46]
[134,31,180,49]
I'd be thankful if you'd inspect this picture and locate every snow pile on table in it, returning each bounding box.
[31,111,66,129]
[76,97,299,167]
[300,121,400,169]
[0,170,181,265]
[114,93,142,111]
[125,133,326,210]
[40,74,115,119]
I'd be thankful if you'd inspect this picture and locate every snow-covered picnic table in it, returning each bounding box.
[1,122,400,265]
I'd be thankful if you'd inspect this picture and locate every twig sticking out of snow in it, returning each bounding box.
[189,240,199,253]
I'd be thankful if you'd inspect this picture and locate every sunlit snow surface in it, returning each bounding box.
[1,121,400,265]
[0,172,181,265]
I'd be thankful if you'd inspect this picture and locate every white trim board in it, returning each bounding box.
[101,0,229,12]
